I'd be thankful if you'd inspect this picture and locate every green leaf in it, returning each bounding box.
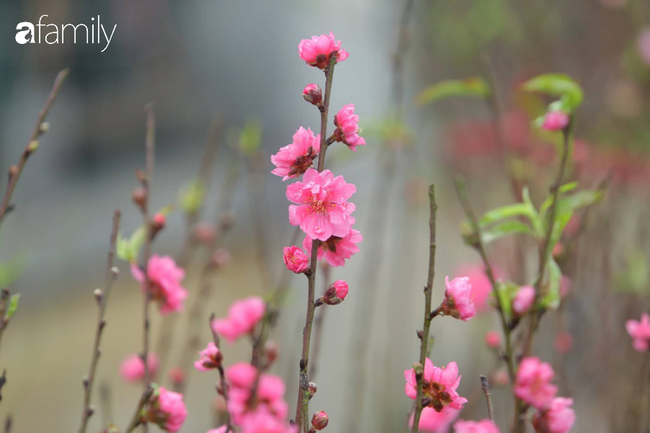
[522,73,584,111]
[5,294,20,320]
[179,180,205,215]
[479,203,537,227]
[0,255,26,288]
[544,189,605,251]
[116,226,146,264]
[495,280,520,321]
[417,78,490,106]
[540,259,562,309]
[232,118,263,157]
[539,182,579,217]
[481,220,535,244]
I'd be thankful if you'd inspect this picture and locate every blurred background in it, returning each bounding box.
[0,0,649,432]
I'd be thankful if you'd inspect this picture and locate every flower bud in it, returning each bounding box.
[512,285,535,316]
[93,288,103,304]
[169,367,185,385]
[194,222,216,244]
[311,411,329,430]
[131,187,147,208]
[265,340,279,364]
[541,111,570,131]
[485,331,501,349]
[319,280,348,306]
[27,140,40,153]
[303,83,323,106]
[308,381,318,398]
[212,248,232,269]
[283,246,310,274]
[39,122,50,134]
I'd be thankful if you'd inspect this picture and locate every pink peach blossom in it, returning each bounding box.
[303,84,322,105]
[532,397,576,433]
[303,227,362,267]
[405,359,467,414]
[514,357,557,409]
[409,407,458,433]
[208,428,228,433]
[131,255,188,315]
[211,297,266,343]
[541,111,570,132]
[311,411,329,430]
[321,280,348,305]
[485,331,501,349]
[154,386,188,432]
[512,285,535,316]
[491,369,510,386]
[239,408,296,433]
[271,127,321,181]
[453,419,500,433]
[626,312,650,352]
[333,104,366,151]
[298,32,349,69]
[120,353,159,383]
[283,246,310,273]
[440,276,476,321]
[286,168,356,241]
[456,265,498,312]
[194,342,222,371]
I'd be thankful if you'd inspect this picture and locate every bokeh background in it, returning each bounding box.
[0,0,649,432]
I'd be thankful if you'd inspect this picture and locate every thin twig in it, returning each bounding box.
[125,386,153,433]
[0,69,69,225]
[78,210,121,433]
[209,313,234,433]
[411,184,438,433]
[308,264,330,380]
[480,375,494,421]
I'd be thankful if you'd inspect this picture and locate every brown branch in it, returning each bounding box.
[411,184,438,433]
[124,386,153,433]
[308,263,330,381]
[480,375,494,421]
[0,69,69,225]
[78,210,121,433]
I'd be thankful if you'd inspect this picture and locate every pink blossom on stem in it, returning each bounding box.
[302,227,362,267]
[455,265,500,312]
[194,342,223,371]
[485,331,501,349]
[271,127,321,181]
[439,276,476,321]
[532,397,576,433]
[408,407,458,433]
[211,297,266,343]
[453,419,500,433]
[320,280,348,305]
[405,359,468,414]
[626,312,650,352]
[311,411,329,430]
[120,353,159,383]
[298,32,349,69]
[333,104,366,151]
[283,246,310,274]
[512,285,535,316]
[131,255,188,315]
[541,111,570,132]
[153,386,188,432]
[303,84,323,106]
[514,357,557,409]
[286,168,356,241]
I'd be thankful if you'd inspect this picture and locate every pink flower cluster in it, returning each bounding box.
[626,312,650,352]
[120,353,159,383]
[512,285,535,316]
[131,255,188,315]
[149,386,188,432]
[333,104,366,151]
[454,419,500,433]
[532,397,576,433]
[298,32,349,69]
[303,228,362,268]
[408,408,458,433]
[439,276,476,321]
[404,359,467,414]
[271,127,320,181]
[211,297,266,343]
[194,342,222,371]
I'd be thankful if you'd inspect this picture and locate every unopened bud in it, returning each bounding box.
[131,187,147,208]
[321,280,348,306]
[111,266,119,277]
[303,83,323,106]
[308,381,318,399]
[169,367,185,385]
[265,340,279,364]
[39,122,50,133]
[27,140,40,153]
[194,222,216,244]
[93,288,103,303]
[8,165,18,180]
[460,221,479,247]
[412,362,423,376]
[311,411,329,430]
[150,213,166,237]
[211,248,232,268]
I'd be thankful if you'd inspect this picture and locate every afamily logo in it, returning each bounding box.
[15,15,117,53]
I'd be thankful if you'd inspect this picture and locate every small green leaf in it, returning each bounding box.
[6,294,20,320]
[179,180,205,215]
[417,78,490,106]
[479,203,537,227]
[482,220,535,244]
[232,118,263,157]
[540,259,562,309]
[543,189,605,251]
[0,255,26,288]
[522,73,584,111]
[116,226,146,264]
[495,280,520,321]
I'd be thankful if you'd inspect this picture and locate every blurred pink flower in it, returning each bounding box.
[120,353,158,383]
[239,408,296,433]
[207,428,228,433]
[211,297,266,343]
[554,333,573,354]
[303,227,362,267]
[298,32,349,69]
[405,359,467,414]
[131,255,188,315]
[638,28,650,67]
[541,111,570,132]
[194,342,222,371]
[491,369,510,386]
[512,285,535,316]
[485,331,501,349]
[168,367,185,385]
[321,280,349,305]
[333,104,367,151]
[626,312,650,352]
[409,407,458,433]
[456,265,498,312]
[287,168,356,241]
[271,127,320,181]
[453,419,500,433]
[155,387,188,432]
[560,276,572,297]
[283,246,310,274]
[514,357,557,409]
[532,397,576,433]
[440,276,476,321]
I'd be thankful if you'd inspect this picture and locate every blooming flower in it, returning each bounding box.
[298,32,349,69]
[283,246,310,274]
[485,331,501,349]
[194,342,223,371]
[120,353,159,383]
[541,111,570,132]
[319,280,349,305]
[286,168,356,241]
[302,227,362,267]
[439,276,476,321]
[626,312,650,352]
[151,386,188,432]
[409,407,458,433]
[131,255,188,315]
[271,127,321,181]
[532,397,576,433]
[455,265,499,312]
[405,359,467,414]
[333,104,366,151]
[211,297,266,343]
[514,357,557,409]
[453,419,500,433]
[512,285,535,316]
